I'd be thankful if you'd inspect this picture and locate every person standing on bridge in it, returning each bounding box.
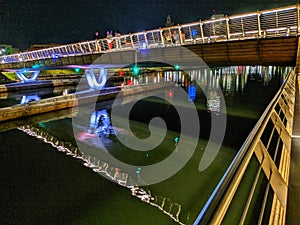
[94,31,99,40]
[173,30,180,44]
[106,30,113,50]
[180,29,186,43]
[163,31,172,44]
[114,31,121,49]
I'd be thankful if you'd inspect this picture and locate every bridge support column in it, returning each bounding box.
[85,68,107,90]
[16,70,40,82]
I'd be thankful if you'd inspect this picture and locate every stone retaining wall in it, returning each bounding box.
[0,94,78,122]
[0,85,7,93]
[0,82,174,122]
[0,80,79,93]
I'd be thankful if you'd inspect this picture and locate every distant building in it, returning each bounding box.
[210,14,225,20]
[0,44,19,56]
[27,43,61,51]
[209,14,226,36]
[0,44,13,56]
[165,15,174,27]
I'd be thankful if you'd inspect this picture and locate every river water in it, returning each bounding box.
[0,66,288,225]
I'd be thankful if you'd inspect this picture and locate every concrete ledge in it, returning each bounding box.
[0,94,78,122]
[0,80,79,93]
[0,85,7,93]
[0,82,174,122]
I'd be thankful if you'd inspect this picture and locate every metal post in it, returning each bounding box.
[199,21,205,43]
[257,11,262,38]
[178,26,183,44]
[160,28,165,46]
[226,16,230,40]
[87,43,92,53]
[143,31,148,48]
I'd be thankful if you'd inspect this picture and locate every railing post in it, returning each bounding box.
[130,34,134,49]
[64,46,69,56]
[94,41,99,53]
[79,43,84,54]
[225,16,230,40]
[87,43,92,53]
[178,26,183,44]
[199,20,205,43]
[71,45,76,55]
[143,31,148,48]
[159,28,165,46]
[257,10,262,38]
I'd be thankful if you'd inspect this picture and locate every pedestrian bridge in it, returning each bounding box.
[0,4,300,225]
[0,4,300,72]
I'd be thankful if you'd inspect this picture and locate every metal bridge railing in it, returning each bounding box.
[0,5,299,66]
[193,69,296,225]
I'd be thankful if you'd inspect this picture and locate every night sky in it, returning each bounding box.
[0,0,298,50]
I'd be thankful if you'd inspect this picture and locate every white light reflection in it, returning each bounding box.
[18,125,187,225]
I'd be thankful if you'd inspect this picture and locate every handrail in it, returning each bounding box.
[193,69,296,225]
[0,4,299,65]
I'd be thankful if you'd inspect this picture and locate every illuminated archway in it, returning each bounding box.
[85,68,107,90]
[16,70,40,82]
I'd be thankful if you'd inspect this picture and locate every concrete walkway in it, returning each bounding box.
[287,74,300,225]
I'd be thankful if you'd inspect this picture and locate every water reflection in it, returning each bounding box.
[0,86,76,107]
[19,123,187,225]
[20,95,41,104]
[163,65,291,115]
[165,66,290,96]
[187,85,196,102]
[76,109,116,146]
[89,110,115,137]
[207,88,221,115]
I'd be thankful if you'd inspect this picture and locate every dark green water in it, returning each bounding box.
[0,66,287,225]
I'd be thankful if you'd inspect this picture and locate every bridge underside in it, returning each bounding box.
[187,36,297,67]
[0,37,297,71]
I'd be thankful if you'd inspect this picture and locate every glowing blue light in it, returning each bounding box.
[174,137,179,143]
[75,68,80,73]
[142,42,147,49]
[38,122,46,128]
[174,65,180,70]
[32,64,40,69]
[188,85,196,101]
[191,29,198,37]
[20,95,41,104]
[133,65,140,75]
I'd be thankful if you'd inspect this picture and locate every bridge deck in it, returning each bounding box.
[287,74,300,225]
